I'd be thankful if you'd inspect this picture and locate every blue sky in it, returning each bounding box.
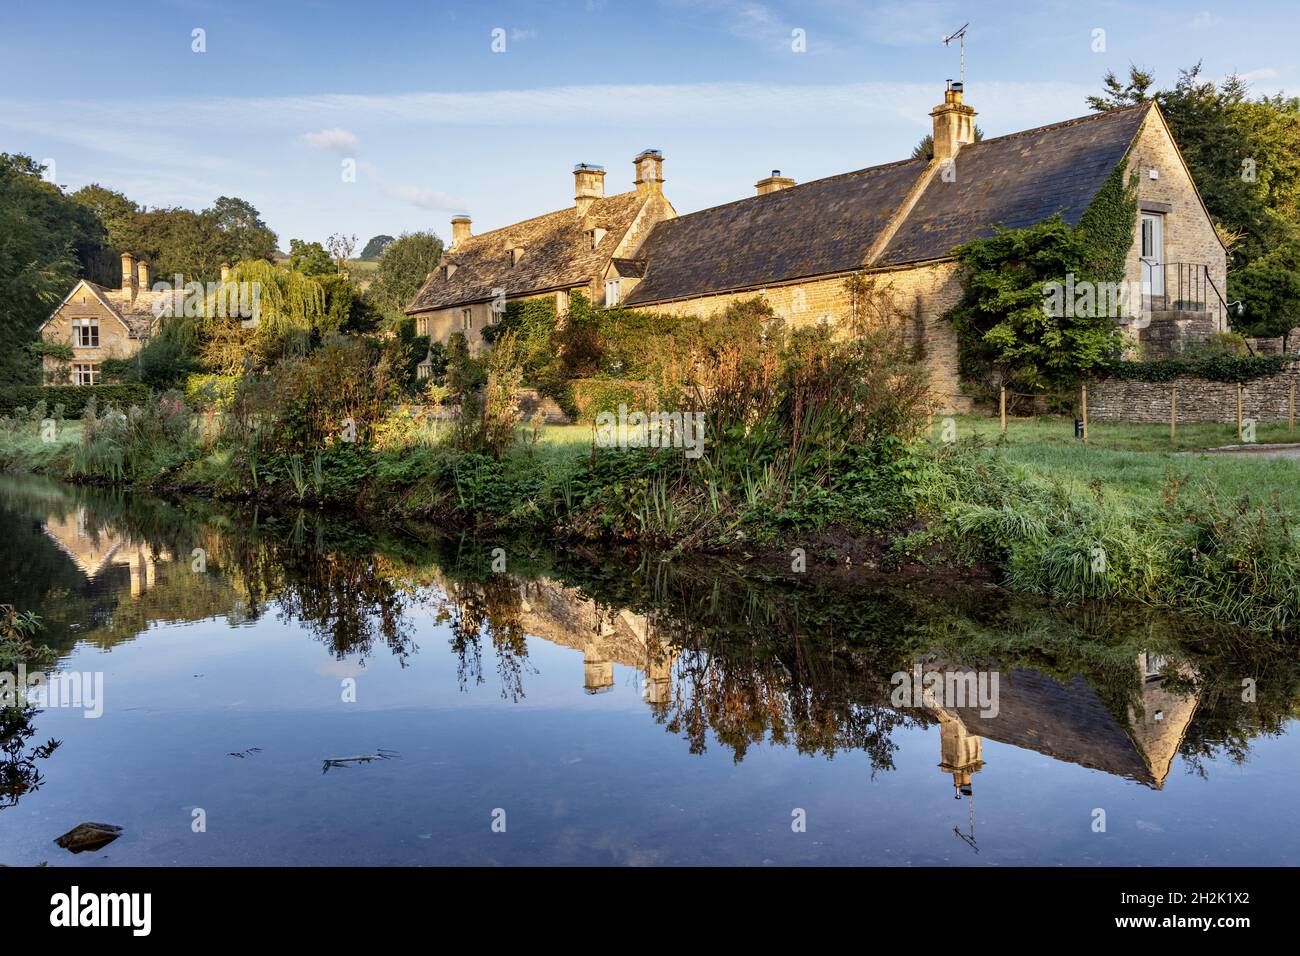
[1,0,1293,250]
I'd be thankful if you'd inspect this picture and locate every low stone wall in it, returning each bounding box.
[1090,362,1300,423]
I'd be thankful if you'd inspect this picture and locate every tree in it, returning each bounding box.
[0,154,105,384]
[288,239,334,277]
[910,126,984,161]
[208,196,278,265]
[326,233,358,275]
[1085,64,1155,112]
[1089,63,1300,333]
[360,235,395,260]
[371,231,443,319]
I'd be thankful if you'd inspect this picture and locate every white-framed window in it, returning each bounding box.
[72,362,100,385]
[71,317,99,348]
[605,279,621,307]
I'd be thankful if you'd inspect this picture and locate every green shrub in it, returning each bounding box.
[0,384,149,417]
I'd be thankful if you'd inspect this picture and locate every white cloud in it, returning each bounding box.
[388,184,467,211]
[1238,67,1281,85]
[299,126,359,154]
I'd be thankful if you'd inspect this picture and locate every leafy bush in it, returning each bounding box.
[0,384,148,417]
[1103,353,1290,383]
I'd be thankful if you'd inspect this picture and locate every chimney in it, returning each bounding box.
[930,80,977,165]
[137,259,150,290]
[220,262,231,283]
[573,163,606,218]
[633,149,664,196]
[450,215,472,248]
[755,169,796,196]
[120,252,137,300]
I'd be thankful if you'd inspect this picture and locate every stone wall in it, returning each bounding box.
[1089,362,1300,423]
[1123,111,1229,329]
[631,260,972,413]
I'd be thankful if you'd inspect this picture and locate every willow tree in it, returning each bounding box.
[197,260,329,375]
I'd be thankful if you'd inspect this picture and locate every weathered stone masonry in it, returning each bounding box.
[1089,363,1300,424]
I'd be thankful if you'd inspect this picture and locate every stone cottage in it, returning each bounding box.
[405,150,677,367]
[409,85,1227,409]
[37,253,177,385]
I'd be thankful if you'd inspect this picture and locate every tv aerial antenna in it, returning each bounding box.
[942,23,970,86]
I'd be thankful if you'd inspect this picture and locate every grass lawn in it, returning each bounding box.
[518,415,1300,516]
[946,414,1300,513]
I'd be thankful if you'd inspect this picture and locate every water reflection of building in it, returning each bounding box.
[514,579,678,706]
[41,507,169,597]
[923,655,1199,794]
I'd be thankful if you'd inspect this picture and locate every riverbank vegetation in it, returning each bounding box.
[3,282,1300,634]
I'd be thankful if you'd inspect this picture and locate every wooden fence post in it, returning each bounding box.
[1237,382,1244,442]
[999,386,1006,435]
[1081,381,1089,445]
[1170,381,1177,446]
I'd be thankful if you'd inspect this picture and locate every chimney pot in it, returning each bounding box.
[573,163,606,217]
[137,259,150,290]
[930,81,976,165]
[220,262,231,283]
[120,252,137,300]
[755,170,796,196]
[451,215,472,247]
[634,149,665,196]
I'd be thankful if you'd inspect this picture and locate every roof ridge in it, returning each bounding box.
[451,189,643,247]
[962,101,1152,150]
[659,156,929,229]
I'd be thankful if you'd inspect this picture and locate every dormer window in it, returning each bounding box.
[587,227,607,250]
[510,247,524,267]
[443,262,457,280]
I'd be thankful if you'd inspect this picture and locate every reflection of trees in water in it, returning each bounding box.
[0,705,60,811]
[436,578,535,702]
[7,475,1300,779]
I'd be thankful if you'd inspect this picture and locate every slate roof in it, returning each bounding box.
[624,157,928,305]
[943,665,1182,788]
[406,190,651,313]
[877,103,1151,265]
[625,103,1153,305]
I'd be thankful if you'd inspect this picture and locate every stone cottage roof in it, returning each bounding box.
[876,103,1151,265]
[625,103,1153,306]
[942,664,1195,789]
[43,279,183,338]
[624,157,928,306]
[406,190,652,313]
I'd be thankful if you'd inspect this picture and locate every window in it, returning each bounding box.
[72,362,100,385]
[72,317,99,348]
[462,308,472,331]
[605,279,621,307]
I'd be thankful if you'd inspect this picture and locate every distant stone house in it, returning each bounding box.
[37,253,178,385]
[405,150,676,372]
[408,86,1227,408]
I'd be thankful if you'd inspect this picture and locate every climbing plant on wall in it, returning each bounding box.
[945,164,1139,394]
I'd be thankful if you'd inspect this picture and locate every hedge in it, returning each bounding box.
[0,384,151,417]
[1101,355,1293,384]
[570,378,657,424]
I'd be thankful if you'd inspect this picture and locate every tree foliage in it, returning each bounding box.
[371,231,443,319]
[1089,63,1300,334]
[0,154,105,385]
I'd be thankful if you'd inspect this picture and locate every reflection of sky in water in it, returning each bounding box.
[2,477,1298,867]
[0,603,1291,867]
